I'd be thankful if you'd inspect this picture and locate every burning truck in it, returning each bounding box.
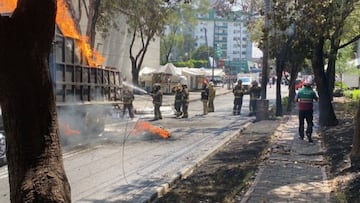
[51,30,123,146]
[0,0,123,147]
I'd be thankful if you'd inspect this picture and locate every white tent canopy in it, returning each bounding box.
[154,63,180,75]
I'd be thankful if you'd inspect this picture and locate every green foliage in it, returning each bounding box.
[335,81,348,90]
[344,89,360,100]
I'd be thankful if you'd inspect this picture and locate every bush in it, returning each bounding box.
[335,81,348,90]
[344,89,360,100]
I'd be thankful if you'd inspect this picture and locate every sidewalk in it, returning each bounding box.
[238,113,332,203]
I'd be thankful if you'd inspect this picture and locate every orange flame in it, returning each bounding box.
[60,123,81,136]
[0,0,16,13]
[0,0,104,67]
[132,121,170,139]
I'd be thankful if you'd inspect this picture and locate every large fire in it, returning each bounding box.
[132,121,171,139]
[0,0,104,66]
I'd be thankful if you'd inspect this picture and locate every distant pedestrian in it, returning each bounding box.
[208,81,216,112]
[233,80,244,115]
[294,77,318,142]
[151,83,163,120]
[122,87,135,119]
[200,81,209,115]
[248,80,261,116]
[181,83,189,118]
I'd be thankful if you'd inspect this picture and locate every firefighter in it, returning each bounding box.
[233,80,244,115]
[201,80,209,115]
[151,83,163,120]
[174,84,183,118]
[122,87,135,119]
[208,81,216,112]
[248,80,262,116]
[181,83,189,118]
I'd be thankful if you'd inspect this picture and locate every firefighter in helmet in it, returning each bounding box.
[233,80,244,115]
[174,84,183,118]
[181,83,189,118]
[208,81,216,112]
[200,80,209,115]
[151,83,163,120]
[122,87,135,119]
[248,80,261,116]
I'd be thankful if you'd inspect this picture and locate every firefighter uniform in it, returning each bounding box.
[151,83,163,120]
[122,88,135,119]
[181,84,189,118]
[233,80,244,115]
[248,81,261,116]
[208,82,216,112]
[201,81,209,115]
[174,85,183,118]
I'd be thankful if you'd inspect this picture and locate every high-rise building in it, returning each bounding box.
[194,9,253,74]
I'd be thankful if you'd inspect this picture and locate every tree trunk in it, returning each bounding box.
[0,0,71,202]
[287,62,298,113]
[86,0,100,48]
[326,38,340,101]
[312,37,338,127]
[351,98,360,169]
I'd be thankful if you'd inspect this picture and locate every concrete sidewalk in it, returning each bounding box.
[237,113,332,203]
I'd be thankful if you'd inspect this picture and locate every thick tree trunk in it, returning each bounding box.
[312,37,338,127]
[351,98,360,169]
[347,35,360,169]
[0,0,71,202]
[287,62,298,113]
[326,38,340,101]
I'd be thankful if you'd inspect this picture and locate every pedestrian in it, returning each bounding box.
[294,77,318,142]
[181,83,189,118]
[200,81,209,115]
[174,84,183,118]
[248,80,261,116]
[122,87,135,119]
[208,81,216,112]
[233,80,244,115]
[151,83,163,120]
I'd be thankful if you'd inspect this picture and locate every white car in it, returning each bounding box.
[235,77,252,94]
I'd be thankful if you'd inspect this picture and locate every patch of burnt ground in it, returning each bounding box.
[155,119,281,203]
[322,100,360,202]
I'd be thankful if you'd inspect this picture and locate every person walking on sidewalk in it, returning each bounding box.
[208,81,216,112]
[181,83,189,118]
[200,81,209,115]
[294,77,318,142]
[233,80,244,115]
[151,83,163,120]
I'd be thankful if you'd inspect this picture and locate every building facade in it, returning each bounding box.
[193,9,253,74]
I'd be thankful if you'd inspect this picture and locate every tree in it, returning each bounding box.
[160,0,209,64]
[0,0,71,202]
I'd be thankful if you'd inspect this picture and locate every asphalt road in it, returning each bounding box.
[0,85,286,202]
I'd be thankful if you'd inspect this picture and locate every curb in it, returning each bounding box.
[142,120,254,203]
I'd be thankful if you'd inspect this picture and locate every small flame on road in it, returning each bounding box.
[132,121,170,139]
[60,123,81,136]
